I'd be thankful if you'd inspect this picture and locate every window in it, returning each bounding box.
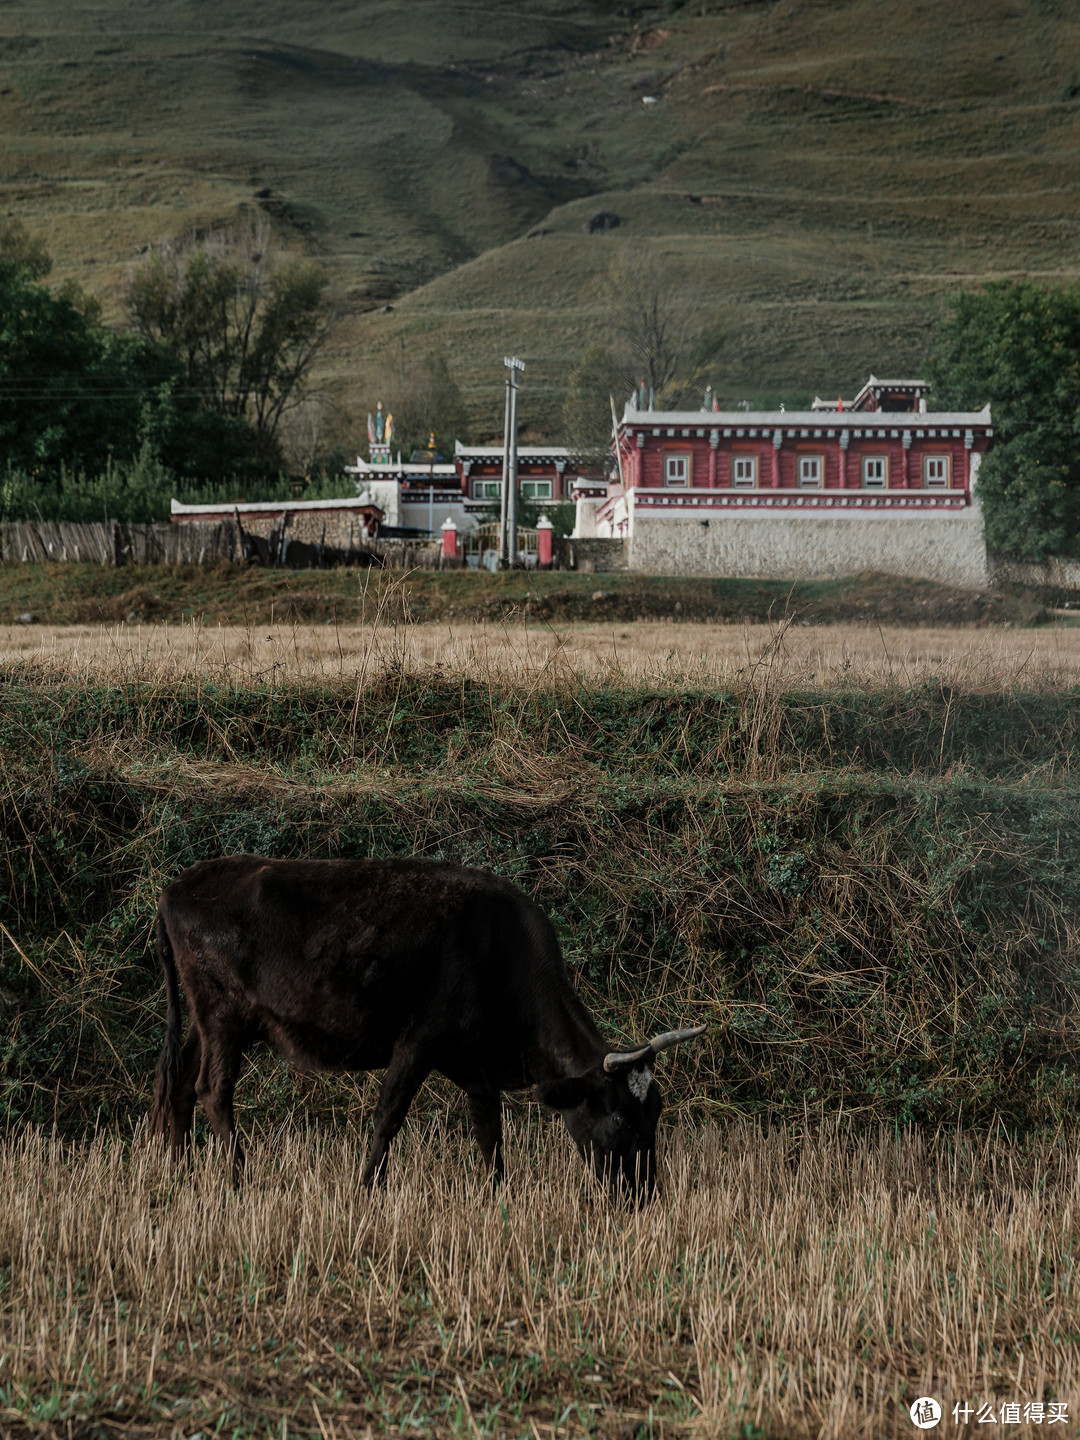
[520,478,554,501]
[923,455,950,488]
[862,455,887,488]
[471,478,501,500]
[664,453,690,487]
[731,455,757,488]
[798,454,823,488]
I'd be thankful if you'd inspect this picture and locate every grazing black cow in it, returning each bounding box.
[150,855,704,1199]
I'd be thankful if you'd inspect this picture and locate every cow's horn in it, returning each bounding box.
[603,1043,652,1074]
[648,1024,707,1055]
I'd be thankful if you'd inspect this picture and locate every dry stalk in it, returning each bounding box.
[4,621,1080,692]
[1,1121,1078,1437]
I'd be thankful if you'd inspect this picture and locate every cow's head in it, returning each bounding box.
[535,1025,705,1203]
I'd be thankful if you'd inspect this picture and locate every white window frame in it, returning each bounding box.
[798,454,824,489]
[471,478,502,500]
[923,454,950,488]
[861,455,888,489]
[520,478,554,501]
[731,455,757,488]
[664,453,690,487]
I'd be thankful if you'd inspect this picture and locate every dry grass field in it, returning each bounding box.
[2,618,1080,690]
[3,1117,1079,1439]
[4,606,1080,1437]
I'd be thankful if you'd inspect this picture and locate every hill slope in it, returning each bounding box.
[4,0,1080,438]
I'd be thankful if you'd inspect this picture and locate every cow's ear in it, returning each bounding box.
[535,1076,590,1110]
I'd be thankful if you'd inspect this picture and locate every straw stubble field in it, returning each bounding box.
[3,617,1080,689]
[2,609,1080,1437]
[6,1120,1080,1440]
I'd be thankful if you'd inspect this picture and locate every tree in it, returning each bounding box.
[0,230,271,486]
[276,393,351,483]
[0,222,293,492]
[561,343,625,468]
[927,282,1080,559]
[373,352,469,460]
[0,217,52,282]
[0,258,154,475]
[562,249,721,470]
[601,247,692,402]
[127,219,332,466]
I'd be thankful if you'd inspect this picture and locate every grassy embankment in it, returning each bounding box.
[1,609,1080,1433]
[0,562,1061,628]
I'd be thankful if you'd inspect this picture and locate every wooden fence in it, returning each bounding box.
[0,520,442,570]
[0,520,239,566]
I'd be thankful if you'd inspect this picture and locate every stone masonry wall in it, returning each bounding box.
[227,511,378,549]
[987,555,1080,590]
[554,537,629,572]
[628,509,990,588]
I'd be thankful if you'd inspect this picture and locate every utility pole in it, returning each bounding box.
[428,430,436,539]
[499,355,524,568]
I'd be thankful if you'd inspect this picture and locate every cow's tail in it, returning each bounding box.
[149,914,183,1143]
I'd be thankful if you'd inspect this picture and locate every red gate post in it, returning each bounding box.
[441,516,459,563]
[536,514,554,569]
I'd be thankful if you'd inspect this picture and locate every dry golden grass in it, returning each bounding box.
[2,618,1079,690]
[2,1118,1078,1438]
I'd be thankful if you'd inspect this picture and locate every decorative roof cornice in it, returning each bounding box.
[453,441,571,458]
[171,497,384,516]
[619,405,991,428]
[345,460,457,477]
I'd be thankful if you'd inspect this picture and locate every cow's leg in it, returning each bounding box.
[195,1021,247,1185]
[169,1030,202,1157]
[362,1046,429,1187]
[466,1089,504,1183]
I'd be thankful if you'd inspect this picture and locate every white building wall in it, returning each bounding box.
[627,501,990,588]
[399,498,474,535]
[572,498,600,538]
[351,479,400,528]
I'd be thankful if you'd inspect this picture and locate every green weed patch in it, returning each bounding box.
[1,673,1079,1137]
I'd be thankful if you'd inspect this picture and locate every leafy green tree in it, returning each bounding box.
[0,223,273,490]
[927,282,1080,559]
[0,260,153,475]
[127,221,332,467]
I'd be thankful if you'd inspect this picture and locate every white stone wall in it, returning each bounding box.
[628,506,990,588]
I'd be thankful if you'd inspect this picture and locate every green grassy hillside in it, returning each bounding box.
[5,0,1080,437]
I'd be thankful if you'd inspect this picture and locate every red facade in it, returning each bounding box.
[452,444,576,505]
[611,400,993,520]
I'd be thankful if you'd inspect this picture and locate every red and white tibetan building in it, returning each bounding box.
[344,441,584,533]
[590,377,994,586]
